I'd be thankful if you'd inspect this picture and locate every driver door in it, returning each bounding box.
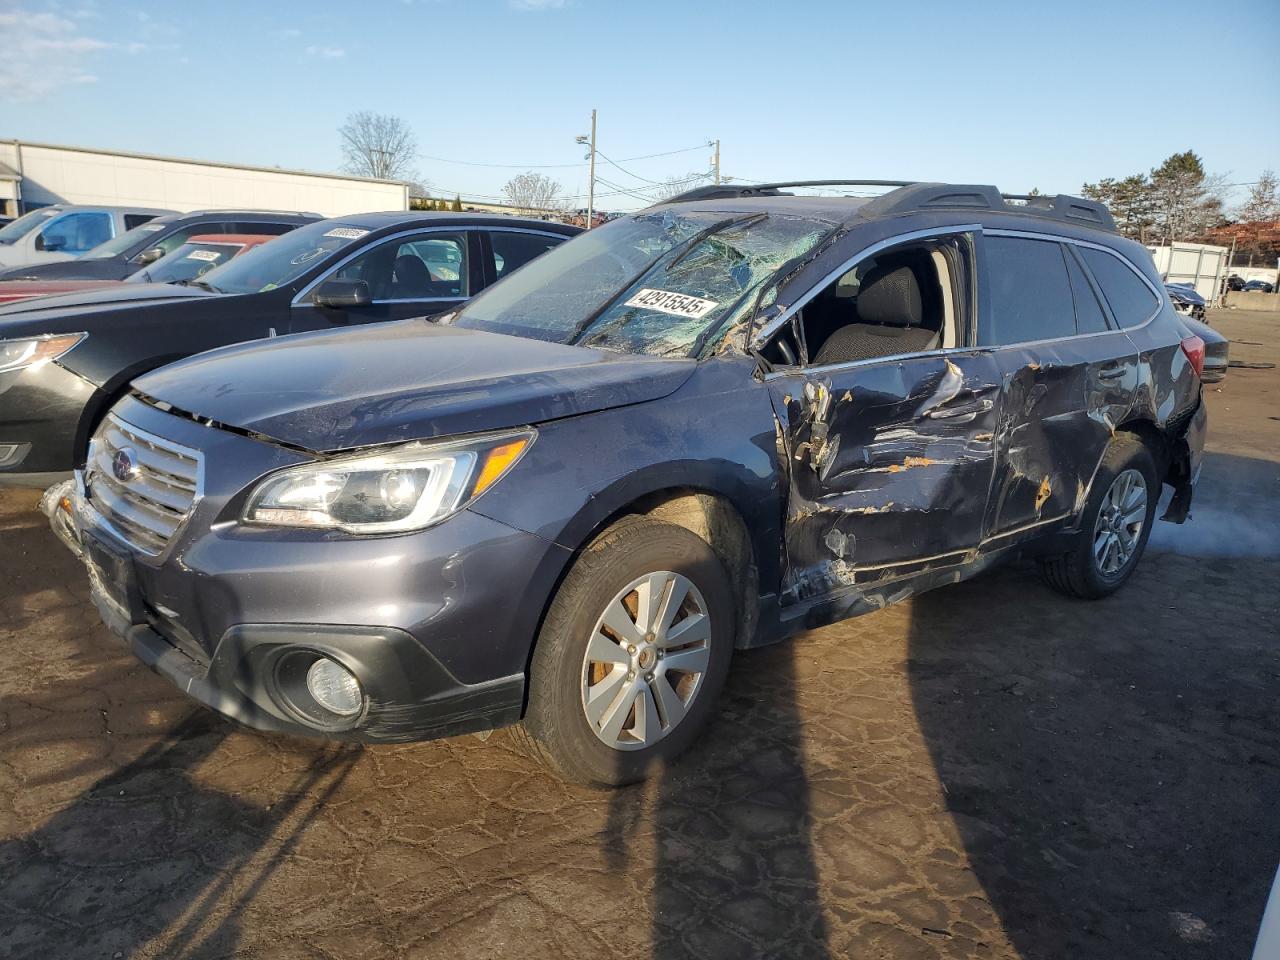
[763,227,1003,603]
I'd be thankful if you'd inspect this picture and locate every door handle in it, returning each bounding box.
[926,398,992,420]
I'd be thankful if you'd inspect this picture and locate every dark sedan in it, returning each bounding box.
[0,212,578,484]
[0,209,320,282]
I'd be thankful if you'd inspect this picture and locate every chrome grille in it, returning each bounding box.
[85,413,201,555]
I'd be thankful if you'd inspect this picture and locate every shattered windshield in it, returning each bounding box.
[447,211,833,357]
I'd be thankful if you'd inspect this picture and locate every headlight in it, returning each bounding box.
[0,333,86,374]
[243,430,534,533]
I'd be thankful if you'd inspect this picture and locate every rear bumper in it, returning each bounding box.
[1161,399,1207,524]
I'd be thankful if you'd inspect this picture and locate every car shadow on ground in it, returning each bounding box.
[600,641,831,960]
[908,450,1280,958]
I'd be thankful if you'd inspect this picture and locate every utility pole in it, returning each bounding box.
[713,139,721,185]
[575,111,598,228]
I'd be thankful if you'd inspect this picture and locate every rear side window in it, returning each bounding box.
[490,231,562,280]
[1064,248,1110,335]
[980,236,1075,345]
[1078,248,1158,328]
[124,214,159,230]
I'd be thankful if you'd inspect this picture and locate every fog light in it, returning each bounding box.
[305,657,363,716]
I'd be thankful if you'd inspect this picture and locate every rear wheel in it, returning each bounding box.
[515,516,735,786]
[1039,434,1159,600]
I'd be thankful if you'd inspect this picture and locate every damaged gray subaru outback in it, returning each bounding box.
[51,181,1207,786]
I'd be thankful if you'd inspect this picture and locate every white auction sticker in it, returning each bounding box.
[623,288,719,319]
[323,227,369,240]
[185,249,222,262]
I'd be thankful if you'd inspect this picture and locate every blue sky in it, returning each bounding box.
[2,0,1277,211]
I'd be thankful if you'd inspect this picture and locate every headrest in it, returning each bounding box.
[856,265,923,328]
[393,255,432,283]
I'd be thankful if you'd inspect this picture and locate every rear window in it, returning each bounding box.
[980,237,1075,345]
[1078,248,1159,329]
[124,214,160,230]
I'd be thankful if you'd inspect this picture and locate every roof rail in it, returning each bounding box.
[662,179,916,203]
[858,183,1117,232]
[663,179,1118,233]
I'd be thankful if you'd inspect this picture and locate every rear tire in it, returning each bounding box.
[515,515,735,787]
[1039,434,1159,600]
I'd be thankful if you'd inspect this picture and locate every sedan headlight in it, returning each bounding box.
[0,333,86,374]
[243,430,534,534]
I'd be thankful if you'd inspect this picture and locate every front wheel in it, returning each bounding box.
[515,516,735,786]
[1039,434,1159,600]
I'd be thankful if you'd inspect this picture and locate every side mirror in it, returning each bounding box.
[37,233,66,252]
[134,246,165,266]
[313,278,372,310]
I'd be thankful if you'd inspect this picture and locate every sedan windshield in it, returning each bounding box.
[447,210,834,357]
[196,221,370,294]
[0,209,58,245]
[124,240,249,285]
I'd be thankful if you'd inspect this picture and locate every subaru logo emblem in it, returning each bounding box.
[112,448,137,483]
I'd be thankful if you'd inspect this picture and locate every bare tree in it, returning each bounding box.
[1238,169,1279,224]
[502,172,563,214]
[649,172,710,202]
[339,111,421,182]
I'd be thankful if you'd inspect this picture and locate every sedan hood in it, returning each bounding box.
[0,281,216,319]
[0,256,130,282]
[133,321,696,451]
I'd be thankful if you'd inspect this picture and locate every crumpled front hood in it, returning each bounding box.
[133,320,696,451]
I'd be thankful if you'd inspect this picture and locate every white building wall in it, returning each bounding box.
[1147,242,1229,305]
[0,140,408,217]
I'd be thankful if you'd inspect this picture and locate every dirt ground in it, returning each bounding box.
[1,309,1277,960]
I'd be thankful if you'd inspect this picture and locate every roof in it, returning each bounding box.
[658,180,1117,235]
[4,138,408,188]
[319,210,582,234]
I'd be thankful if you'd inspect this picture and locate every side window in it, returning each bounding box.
[1064,247,1110,335]
[334,233,467,300]
[123,214,159,230]
[979,236,1075,346]
[768,232,970,367]
[1078,247,1159,329]
[41,212,113,253]
[490,231,562,280]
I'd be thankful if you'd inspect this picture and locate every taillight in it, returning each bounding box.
[1180,335,1205,378]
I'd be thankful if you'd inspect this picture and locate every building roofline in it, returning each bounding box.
[3,138,408,189]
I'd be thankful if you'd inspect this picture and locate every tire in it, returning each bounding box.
[514,515,735,787]
[1039,434,1159,600]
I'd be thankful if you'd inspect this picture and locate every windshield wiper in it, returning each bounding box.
[566,212,770,347]
[185,278,221,293]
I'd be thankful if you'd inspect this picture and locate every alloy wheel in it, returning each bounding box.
[1092,468,1148,576]
[580,571,711,750]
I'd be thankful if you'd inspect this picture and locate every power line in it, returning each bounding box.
[418,142,713,170]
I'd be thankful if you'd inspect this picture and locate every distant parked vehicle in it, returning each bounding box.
[1242,279,1274,294]
[0,212,578,484]
[0,234,278,306]
[1165,282,1206,322]
[0,209,320,281]
[0,205,173,270]
[1225,273,1245,292]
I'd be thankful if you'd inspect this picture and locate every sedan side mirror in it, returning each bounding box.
[36,233,66,252]
[135,246,165,266]
[313,278,372,310]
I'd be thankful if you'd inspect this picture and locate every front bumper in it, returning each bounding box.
[61,395,573,743]
[0,361,97,484]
